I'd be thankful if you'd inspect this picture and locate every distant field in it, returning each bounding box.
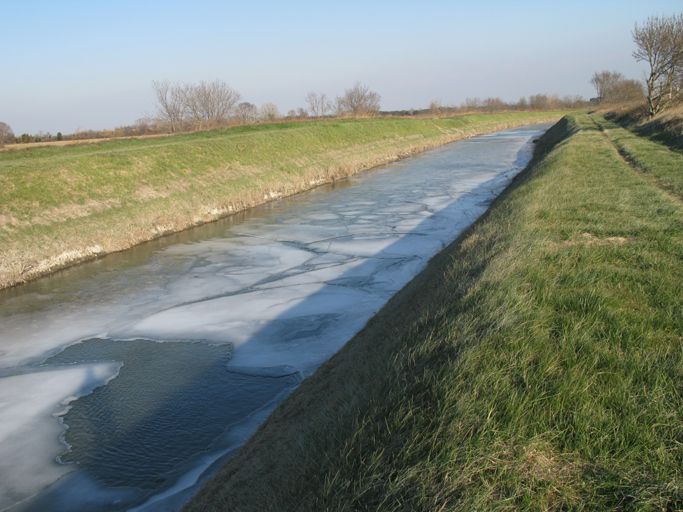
[184,112,683,511]
[0,111,564,289]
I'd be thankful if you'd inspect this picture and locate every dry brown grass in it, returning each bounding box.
[549,232,629,250]
[602,101,683,147]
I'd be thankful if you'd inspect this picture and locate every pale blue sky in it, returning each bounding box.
[1,0,680,135]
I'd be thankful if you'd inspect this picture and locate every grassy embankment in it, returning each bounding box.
[185,111,683,511]
[602,103,683,154]
[0,111,562,290]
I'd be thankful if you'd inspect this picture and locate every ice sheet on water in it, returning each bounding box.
[304,212,341,221]
[308,234,405,257]
[235,222,349,245]
[0,362,121,510]
[115,278,377,361]
[252,258,365,290]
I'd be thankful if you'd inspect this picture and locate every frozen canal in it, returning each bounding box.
[0,123,552,511]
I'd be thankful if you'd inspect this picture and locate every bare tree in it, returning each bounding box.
[633,13,683,116]
[528,93,551,110]
[611,79,645,103]
[151,79,241,132]
[305,92,332,118]
[235,102,259,124]
[333,96,347,117]
[590,70,644,104]
[151,80,186,133]
[560,94,587,109]
[429,99,443,116]
[482,97,507,112]
[181,80,241,130]
[463,97,481,110]
[335,82,381,117]
[259,102,281,122]
[296,107,309,119]
[590,71,611,104]
[0,122,13,146]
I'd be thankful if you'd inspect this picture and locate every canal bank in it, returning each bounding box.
[0,112,564,290]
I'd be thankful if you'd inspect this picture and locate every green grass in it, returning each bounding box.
[0,111,565,289]
[602,103,683,155]
[185,112,683,511]
[590,113,683,200]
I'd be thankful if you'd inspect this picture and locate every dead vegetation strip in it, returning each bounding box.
[549,232,629,250]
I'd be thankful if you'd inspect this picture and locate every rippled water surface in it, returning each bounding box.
[0,123,552,511]
[47,339,299,489]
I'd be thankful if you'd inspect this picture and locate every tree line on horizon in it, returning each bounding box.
[0,89,590,147]
[148,82,595,134]
[149,79,383,134]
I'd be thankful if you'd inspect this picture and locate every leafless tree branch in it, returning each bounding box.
[305,92,332,118]
[632,14,683,116]
[335,82,381,117]
[151,79,241,132]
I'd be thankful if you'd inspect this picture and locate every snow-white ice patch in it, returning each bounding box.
[0,362,121,510]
